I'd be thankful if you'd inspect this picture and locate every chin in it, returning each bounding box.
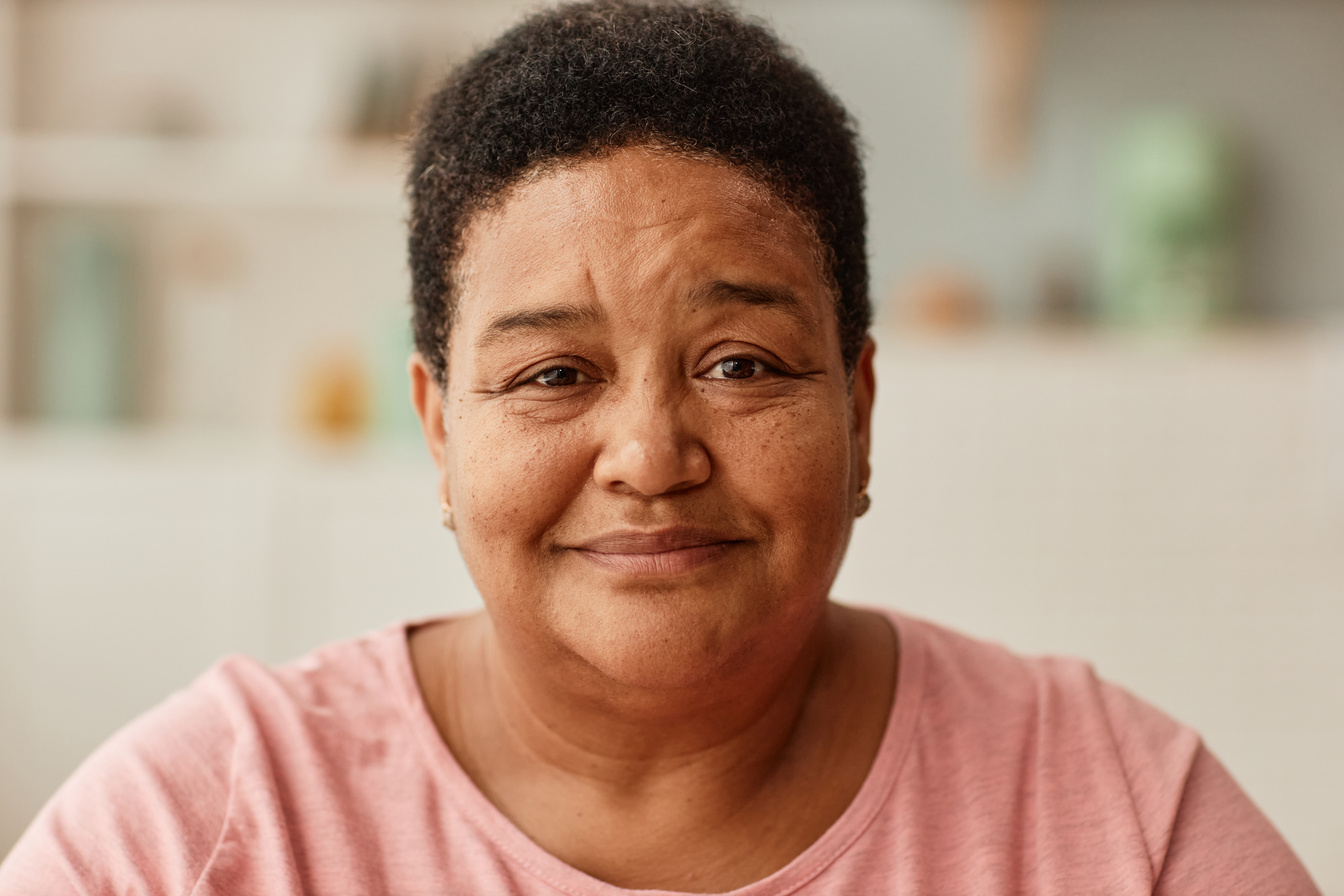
[552,586,823,692]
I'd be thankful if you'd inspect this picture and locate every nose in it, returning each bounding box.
[593,386,711,496]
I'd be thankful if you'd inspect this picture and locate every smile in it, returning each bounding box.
[571,528,741,576]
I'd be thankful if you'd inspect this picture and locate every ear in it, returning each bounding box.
[409,352,450,505]
[850,337,876,492]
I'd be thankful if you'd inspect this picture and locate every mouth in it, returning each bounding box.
[570,527,743,577]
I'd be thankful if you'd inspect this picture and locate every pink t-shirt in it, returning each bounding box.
[0,611,1320,895]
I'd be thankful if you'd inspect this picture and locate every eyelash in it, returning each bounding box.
[529,366,593,388]
[514,353,782,391]
[704,356,770,380]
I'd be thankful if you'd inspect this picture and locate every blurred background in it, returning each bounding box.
[0,0,1341,887]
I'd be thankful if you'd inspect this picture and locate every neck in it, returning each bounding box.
[476,606,830,791]
[410,602,897,892]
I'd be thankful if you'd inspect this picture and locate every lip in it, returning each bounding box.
[571,527,743,576]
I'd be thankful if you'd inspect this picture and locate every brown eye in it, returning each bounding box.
[535,367,583,387]
[715,358,757,379]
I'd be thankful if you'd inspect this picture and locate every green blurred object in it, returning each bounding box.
[1100,110,1241,330]
[36,216,137,424]
[372,306,422,441]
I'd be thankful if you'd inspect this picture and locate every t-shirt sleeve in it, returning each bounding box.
[0,675,237,896]
[1153,746,1321,895]
[1094,674,1320,894]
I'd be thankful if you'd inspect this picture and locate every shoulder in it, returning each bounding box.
[0,657,243,894]
[884,612,1198,868]
[208,625,419,739]
[895,610,1197,772]
[0,624,417,895]
[878,610,1320,892]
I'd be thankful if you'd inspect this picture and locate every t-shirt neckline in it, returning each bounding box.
[387,609,926,896]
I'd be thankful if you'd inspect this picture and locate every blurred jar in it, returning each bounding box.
[34,216,138,424]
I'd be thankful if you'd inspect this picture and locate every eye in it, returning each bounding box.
[531,366,588,387]
[707,357,759,380]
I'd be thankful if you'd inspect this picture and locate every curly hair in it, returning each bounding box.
[407,0,869,385]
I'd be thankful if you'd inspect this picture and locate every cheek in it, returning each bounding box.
[447,406,592,565]
[716,397,855,546]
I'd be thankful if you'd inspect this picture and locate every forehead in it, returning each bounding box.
[472,147,816,241]
[451,147,834,326]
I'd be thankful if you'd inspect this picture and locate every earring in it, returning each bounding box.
[856,488,871,518]
[440,499,455,531]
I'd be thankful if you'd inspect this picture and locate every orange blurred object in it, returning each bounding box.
[975,0,1045,179]
[297,349,371,440]
[894,267,989,332]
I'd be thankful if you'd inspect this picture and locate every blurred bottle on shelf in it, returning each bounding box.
[160,221,245,430]
[33,215,138,425]
[1099,110,1242,331]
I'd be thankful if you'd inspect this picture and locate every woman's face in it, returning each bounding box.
[413,146,874,690]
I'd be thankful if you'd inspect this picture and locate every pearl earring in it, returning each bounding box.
[440,500,455,531]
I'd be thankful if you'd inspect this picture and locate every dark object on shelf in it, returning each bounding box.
[1037,248,1090,327]
[348,54,425,141]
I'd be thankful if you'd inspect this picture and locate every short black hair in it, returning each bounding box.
[407,0,869,385]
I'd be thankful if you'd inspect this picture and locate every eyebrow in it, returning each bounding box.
[690,280,811,325]
[473,279,811,351]
[475,304,605,351]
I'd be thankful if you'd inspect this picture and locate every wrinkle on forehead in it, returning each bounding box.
[467,145,818,251]
[560,150,800,234]
[449,145,840,362]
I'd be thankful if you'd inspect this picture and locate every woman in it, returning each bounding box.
[0,2,1320,893]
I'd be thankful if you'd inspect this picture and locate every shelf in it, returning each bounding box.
[0,422,429,467]
[4,133,406,212]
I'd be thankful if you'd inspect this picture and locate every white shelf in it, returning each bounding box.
[6,133,406,211]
